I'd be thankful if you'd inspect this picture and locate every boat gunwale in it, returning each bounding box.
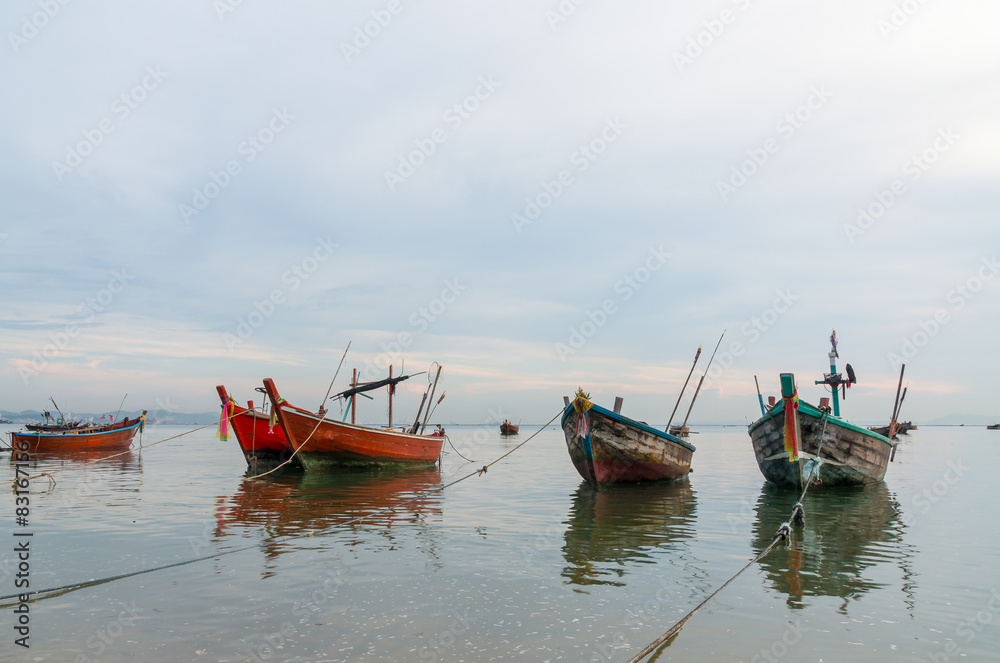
[560,403,697,452]
[12,418,143,440]
[747,399,893,446]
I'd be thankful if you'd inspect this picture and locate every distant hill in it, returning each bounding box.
[0,409,219,426]
[923,413,1000,426]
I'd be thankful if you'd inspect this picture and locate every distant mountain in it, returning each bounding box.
[0,409,219,426]
[923,413,1000,426]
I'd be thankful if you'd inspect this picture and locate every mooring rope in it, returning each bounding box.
[628,412,831,662]
[0,409,564,606]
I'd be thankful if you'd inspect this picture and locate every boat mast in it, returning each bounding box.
[665,346,701,432]
[816,331,842,417]
[388,365,393,428]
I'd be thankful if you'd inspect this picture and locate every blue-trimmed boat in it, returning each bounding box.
[561,391,695,484]
[748,335,894,487]
[10,411,146,453]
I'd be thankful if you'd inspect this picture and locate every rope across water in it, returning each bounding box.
[627,411,831,663]
[0,409,564,606]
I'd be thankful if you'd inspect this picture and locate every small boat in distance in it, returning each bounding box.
[262,367,445,471]
[500,420,519,436]
[216,385,298,469]
[988,424,1000,430]
[11,411,146,453]
[561,389,695,484]
[748,332,894,487]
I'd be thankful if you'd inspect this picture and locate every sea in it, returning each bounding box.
[1,422,997,662]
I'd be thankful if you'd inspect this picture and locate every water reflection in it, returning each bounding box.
[562,480,697,588]
[15,446,143,473]
[219,468,443,572]
[750,481,913,612]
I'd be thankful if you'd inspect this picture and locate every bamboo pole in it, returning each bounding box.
[677,331,726,432]
[114,394,128,422]
[319,340,351,415]
[666,346,702,431]
[754,376,766,416]
[420,365,443,435]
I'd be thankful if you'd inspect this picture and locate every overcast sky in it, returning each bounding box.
[2,0,997,425]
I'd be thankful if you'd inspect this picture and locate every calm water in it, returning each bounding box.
[2,423,998,662]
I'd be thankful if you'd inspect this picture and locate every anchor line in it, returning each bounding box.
[0,409,563,607]
[628,412,831,662]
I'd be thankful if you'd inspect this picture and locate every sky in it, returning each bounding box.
[1,0,998,426]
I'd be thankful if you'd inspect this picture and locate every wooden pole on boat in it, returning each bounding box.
[888,364,905,439]
[888,365,905,461]
[114,394,128,422]
[49,397,67,424]
[319,340,351,415]
[754,376,766,416]
[410,390,429,434]
[420,365,443,435]
[351,369,357,426]
[678,331,726,432]
[679,376,705,431]
[388,365,393,428]
[665,346,702,431]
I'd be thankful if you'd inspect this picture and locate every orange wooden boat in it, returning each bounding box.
[263,378,444,471]
[10,411,146,452]
[216,385,298,468]
[500,420,519,436]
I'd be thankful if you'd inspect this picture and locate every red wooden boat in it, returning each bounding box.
[216,385,298,468]
[262,378,444,471]
[10,411,146,452]
[500,420,519,436]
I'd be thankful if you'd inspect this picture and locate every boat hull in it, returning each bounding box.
[11,415,144,452]
[561,402,694,484]
[748,401,893,487]
[500,423,519,435]
[264,379,443,471]
[217,386,297,467]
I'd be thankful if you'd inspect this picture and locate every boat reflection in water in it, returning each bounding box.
[562,480,697,588]
[750,481,913,611]
[14,445,142,473]
[220,467,443,573]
